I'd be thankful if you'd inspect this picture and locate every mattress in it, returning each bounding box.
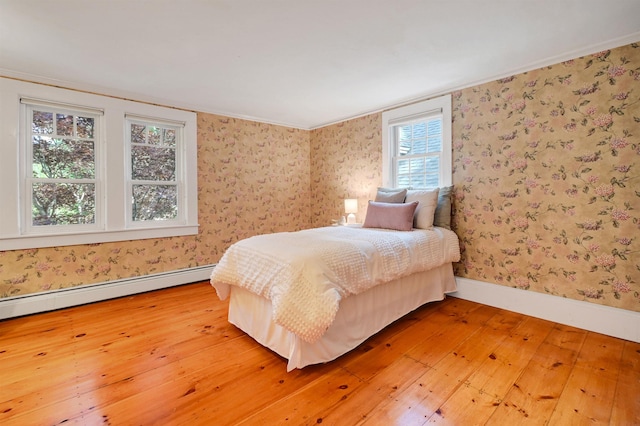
[227,262,457,371]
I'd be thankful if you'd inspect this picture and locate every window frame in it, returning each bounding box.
[125,115,185,229]
[382,94,452,189]
[0,78,198,251]
[22,100,105,235]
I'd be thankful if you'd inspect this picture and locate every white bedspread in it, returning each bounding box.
[210,225,460,343]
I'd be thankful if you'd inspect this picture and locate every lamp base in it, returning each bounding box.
[346,213,356,224]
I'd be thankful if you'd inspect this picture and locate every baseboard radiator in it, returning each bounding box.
[0,264,215,320]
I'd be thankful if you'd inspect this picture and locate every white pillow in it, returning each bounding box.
[405,188,440,229]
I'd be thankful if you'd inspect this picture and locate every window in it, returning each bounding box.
[127,117,182,225]
[0,78,198,250]
[24,101,103,234]
[382,94,452,189]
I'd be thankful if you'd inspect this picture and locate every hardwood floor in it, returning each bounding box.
[0,282,638,425]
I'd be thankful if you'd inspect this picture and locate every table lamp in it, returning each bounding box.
[344,199,357,224]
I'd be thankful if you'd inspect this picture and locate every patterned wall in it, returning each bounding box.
[451,43,639,312]
[0,112,310,298]
[197,113,311,245]
[310,114,382,226]
[2,43,638,314]
[311,42,640,312]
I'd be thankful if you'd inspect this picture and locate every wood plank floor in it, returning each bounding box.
[0,281,638,425]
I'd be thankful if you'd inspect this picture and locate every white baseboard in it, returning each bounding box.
[451,277,639,343]
[0,264,215,320]
[3,270,638,343]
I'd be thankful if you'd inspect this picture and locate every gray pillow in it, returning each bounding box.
[434,185,453,229]
[375,187,407,203]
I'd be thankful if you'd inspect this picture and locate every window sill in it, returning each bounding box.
[0,224,200,251]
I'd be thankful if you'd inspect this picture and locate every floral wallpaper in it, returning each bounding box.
[310,42,640,313]
[0,112,310,299]
[451,43,639,312]
[310,114,382,227]
[2,42,638,315]
[197,113,311,246]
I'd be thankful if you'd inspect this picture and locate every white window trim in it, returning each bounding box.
[125,115,186,229]
[382,94,452,188]
[0,78,198,251]
[21,101,105,235]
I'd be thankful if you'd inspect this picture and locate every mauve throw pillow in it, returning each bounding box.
[362,201,419,231]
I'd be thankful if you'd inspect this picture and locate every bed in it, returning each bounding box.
[210,186,460,371]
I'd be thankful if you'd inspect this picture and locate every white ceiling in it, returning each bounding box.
[1,1,640,130]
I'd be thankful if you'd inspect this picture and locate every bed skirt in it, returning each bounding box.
[227,262,457,371]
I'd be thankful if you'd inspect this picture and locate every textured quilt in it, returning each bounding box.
[210,225,460,343]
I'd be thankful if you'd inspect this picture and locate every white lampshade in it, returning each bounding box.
[344,199,357,224]
[344,199,358,214]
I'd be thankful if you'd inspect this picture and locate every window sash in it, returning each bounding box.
[23,103,104,234]
[391,113,444,189]
[382,94,452,190]
[125,116,186,228]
